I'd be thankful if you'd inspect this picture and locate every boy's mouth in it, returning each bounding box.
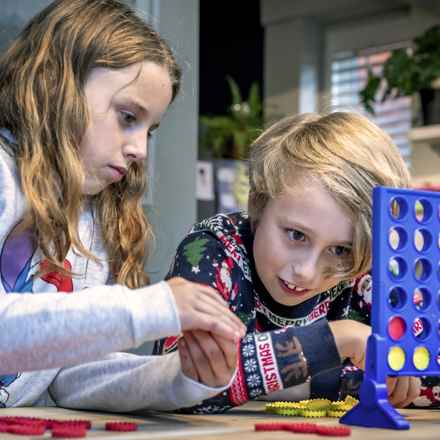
[279,278,310,296]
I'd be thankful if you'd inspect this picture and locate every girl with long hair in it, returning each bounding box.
[0,0,244,411]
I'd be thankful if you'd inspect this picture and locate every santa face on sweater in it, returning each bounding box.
[252,180,354,306]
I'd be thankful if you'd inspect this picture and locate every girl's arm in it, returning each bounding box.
[0,148,188,374]
[0,282,180,374]
[48,350,236,412]
[0,278,244,375]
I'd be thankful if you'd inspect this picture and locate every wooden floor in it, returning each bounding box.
[0,402,440,439]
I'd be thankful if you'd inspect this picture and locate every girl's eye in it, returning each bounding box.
[147,128,156,139]
[286,229,305,242]
[329,245,351,258]
[119,110,137,126]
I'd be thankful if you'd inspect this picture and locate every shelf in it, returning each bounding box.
[409,125,440,143]
[411,173,440,188]
[409,125,440,186]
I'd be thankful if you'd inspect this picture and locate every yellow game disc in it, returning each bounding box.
[327,410,347,418]
[300,410,327,418]
[388,346,405,371]
[266,396,359,419]
[305,399,331,410]
[278,409,298,416]
[413,346,430,370]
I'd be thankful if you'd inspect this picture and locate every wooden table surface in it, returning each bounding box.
[0,402,439,439]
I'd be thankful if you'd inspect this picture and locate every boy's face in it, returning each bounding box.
[79,61,172,195]
[253,180,354,306]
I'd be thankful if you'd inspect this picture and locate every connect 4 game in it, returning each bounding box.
[341,186,440,430]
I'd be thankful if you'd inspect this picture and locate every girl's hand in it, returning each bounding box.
[166,277,246,342]
[387,376,421,408]
[178,330,238,387]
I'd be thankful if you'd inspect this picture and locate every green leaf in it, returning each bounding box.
[248,82,262,119]
[359,24,440,113]
[226,76,242,107]
[199,76,263,159]
[359,69,381,115]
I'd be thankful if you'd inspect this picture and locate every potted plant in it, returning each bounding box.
[198,77,263,214]
[360,24,440,125]
[199,76,263,160]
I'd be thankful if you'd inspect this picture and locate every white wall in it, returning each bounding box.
[0,0,52,52]
[132,0,199,285]
[131,0,200,355]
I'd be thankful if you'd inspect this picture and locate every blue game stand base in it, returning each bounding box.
[340,378,410,430]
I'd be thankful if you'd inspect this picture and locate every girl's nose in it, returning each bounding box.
[123,134,147,162]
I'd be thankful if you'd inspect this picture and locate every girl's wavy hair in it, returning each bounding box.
[0,0,181,288]
[248,112,411,279]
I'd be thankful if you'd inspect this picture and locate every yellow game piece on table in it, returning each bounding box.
[343,395,359,406]
[265,396,359,418]
[304,399,330,410]
[327,410,347,418]
[278,408,298,416]
[300,409,327,418]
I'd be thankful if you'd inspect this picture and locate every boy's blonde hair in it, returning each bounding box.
[248,112,410,278]
[0,0,181,288]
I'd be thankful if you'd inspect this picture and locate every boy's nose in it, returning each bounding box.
[292,254,320,285]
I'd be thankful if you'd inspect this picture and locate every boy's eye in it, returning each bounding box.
[119,110,137,126]
[286,229,305,241]
[329,245,351,258]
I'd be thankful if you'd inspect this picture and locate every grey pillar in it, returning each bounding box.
[261,8,322,120]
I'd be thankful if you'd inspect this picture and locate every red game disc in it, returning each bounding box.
[254,422,285,431]
[283,422,317,434]
[105,422,138,432]
[316,425,352,436]
[52,426,87,438]
[8,424,46,436]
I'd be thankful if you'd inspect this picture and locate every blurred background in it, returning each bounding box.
[1,0,439,289]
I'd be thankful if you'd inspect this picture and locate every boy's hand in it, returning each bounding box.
[167,277,246,342]
[329,320,421,408]
[387,376,421,408]
[328,319,370,369]
[178,330,238,388]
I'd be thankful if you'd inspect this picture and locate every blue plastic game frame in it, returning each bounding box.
[341,186,440,430]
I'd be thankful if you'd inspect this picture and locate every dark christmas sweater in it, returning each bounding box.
[153,212,440,413]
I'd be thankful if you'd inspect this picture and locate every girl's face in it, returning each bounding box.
[79,61,173,195]
[253,179,354,306]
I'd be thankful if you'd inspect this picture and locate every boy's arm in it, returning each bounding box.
[176,319,341,413]
[333,274,421,407]
[154,231,342,413]
[326,273,372,400]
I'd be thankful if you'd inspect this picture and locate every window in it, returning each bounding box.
[331,44,412,167]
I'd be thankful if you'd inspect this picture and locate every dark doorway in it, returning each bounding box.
[199,1,264,117]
